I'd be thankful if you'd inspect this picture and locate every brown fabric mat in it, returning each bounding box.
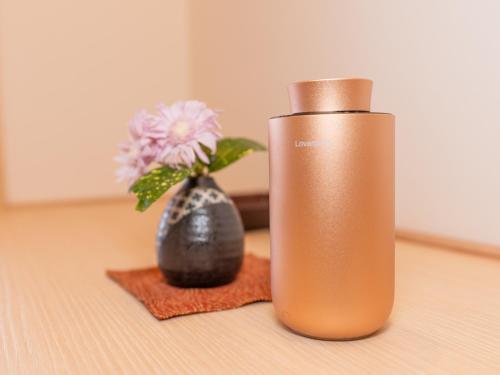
[107,254,271,320]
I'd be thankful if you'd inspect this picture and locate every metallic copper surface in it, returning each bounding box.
[269,79,394,339]
[288,78,373,113]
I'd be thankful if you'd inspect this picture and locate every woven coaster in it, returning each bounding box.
[107,254,271,320]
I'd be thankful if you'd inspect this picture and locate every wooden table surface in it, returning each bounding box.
[1,200,499,374]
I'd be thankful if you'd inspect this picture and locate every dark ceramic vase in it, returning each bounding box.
[156,175,244,287]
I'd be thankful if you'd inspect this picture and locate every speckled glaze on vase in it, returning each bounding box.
[157,175,244,288]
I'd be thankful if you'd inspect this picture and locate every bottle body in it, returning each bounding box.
[269,112,394,339]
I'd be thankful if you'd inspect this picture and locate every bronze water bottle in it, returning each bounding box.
[269,78,394,339]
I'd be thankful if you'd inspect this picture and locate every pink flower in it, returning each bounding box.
[115,101,222,186]
[156,101,222,168]
[115,110,164,187]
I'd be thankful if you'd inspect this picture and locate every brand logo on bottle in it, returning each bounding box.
[294,140,325,148]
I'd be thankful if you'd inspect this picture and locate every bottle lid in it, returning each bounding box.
[287,78,372,113]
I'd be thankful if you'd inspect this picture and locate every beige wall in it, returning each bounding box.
[190,0,500,245]
[1,0,499,245]
[0,0,190,203]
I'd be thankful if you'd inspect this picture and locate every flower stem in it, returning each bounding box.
[192,162,207,176]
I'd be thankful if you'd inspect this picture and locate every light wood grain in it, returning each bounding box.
[1,201,500,374]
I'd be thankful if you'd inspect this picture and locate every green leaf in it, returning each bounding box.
[208,137,266,173]
[129,138,265,211]
[131,166,192,212]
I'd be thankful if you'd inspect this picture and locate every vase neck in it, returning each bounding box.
[185,175,219,190]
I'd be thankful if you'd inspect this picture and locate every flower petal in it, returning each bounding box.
[197,132,218,152]
[192,142,210,164]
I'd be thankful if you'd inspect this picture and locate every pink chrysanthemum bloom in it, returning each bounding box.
[156,101,222,168]
[115,110,165,186]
